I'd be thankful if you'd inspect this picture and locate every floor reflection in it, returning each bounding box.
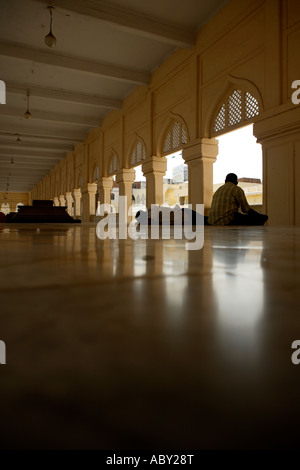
[211,229,264,366]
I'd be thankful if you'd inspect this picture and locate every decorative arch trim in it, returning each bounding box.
[106,149,120,176]
[77,171,83,188]
[159,113,189,156]
[92,164,100,182]
[209,75,264,137]
[129,135,147,168]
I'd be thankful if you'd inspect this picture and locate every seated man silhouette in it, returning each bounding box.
[207,173,268,226]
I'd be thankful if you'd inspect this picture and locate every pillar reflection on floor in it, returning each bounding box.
[0,224,300,448]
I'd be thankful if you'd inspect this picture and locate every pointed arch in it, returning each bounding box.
[93,164,100,182]
[129,136,147,167]
[106,150,120,176]
[77,172,83,188]
[159,114,189,156]
[208,75,264,137]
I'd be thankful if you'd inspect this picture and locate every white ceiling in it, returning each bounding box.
[0,0,228,193]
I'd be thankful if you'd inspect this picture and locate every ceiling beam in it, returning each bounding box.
[0,123,86,141]
[0,140,73,152]
[1,169,49,175]
[0,150,62,162]
[0,106,100,127]
[0,166,55,173]
[0,131,81,144]
[6,81,122,110]
[0,41,150,85]
[33,0,196,48]
[1,189,35,192]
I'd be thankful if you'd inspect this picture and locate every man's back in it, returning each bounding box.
[208,181,250,225]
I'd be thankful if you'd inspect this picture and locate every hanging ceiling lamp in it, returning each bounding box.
[16,134,21,143]
[24,90,32,119]
[44,6,56,48]
[11,157,14,165]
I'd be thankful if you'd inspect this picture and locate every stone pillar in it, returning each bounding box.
[65,192,73,216]
[142,156,167,208]
[182,138,218,214]
[53,196,59,207]
[116,168,135,221]
[97,176,113,207]
[254,105,300,225]
[81,183,97,222]
[72,188,82,218]
[59,194,66,207]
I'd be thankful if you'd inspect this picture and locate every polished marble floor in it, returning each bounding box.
[0,223,300,449]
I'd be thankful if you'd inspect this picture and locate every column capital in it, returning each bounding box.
[182,138,218,163]
[115,168,135,184]
[53,196,59,206]
[97,176,113,191]
[142,156,167,175]
[72,188,82,198]
[81,182,97,195]
[59,194,66,206]
[253,104,300,144]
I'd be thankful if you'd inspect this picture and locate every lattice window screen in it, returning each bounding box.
[108,154,119,175]
[213,104,226,134]
[245,92,259,120]
[130,140,146,166]
[181,126,188,145]
[213,89,260,136]
[163,133,171,154]
[228,89,242,127]
[163,121,188,155]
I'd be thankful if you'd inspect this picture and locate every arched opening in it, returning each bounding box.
[211,86,263,210]
[111,175,119,213]
[213,124,263,208]
[68,178,75,216]
[105,153,120,213]
[132,164,147,215]
[163,151,188,207]
[128,139,147,215]
[77,175,83,216]
[161,120,189,208]
[92,166,100,215]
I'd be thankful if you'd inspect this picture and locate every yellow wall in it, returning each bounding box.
[30,0,300,225]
